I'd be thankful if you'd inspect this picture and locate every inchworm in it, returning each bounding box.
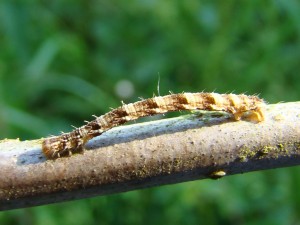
[42,92,266,159]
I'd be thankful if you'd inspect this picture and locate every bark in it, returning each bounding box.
[1,102,300,211]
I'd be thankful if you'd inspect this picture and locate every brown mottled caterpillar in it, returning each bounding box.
[42,92,265,159]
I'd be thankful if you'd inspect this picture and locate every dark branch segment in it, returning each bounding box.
[42,92,266,159]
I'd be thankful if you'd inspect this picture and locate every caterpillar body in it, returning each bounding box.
[42,92,265,159]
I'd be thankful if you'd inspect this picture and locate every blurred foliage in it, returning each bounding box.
[1,0,300,224]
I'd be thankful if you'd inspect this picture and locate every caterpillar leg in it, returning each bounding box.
[233,109,265,122]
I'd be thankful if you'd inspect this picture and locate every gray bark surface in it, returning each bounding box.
[1,102,300,211]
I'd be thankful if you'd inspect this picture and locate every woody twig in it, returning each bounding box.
[1,102,300,211]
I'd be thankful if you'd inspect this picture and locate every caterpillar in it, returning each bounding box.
[42,92,266,159]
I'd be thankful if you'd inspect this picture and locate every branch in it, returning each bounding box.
[1,102,300,211]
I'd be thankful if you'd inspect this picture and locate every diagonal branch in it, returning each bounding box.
[1,102,300,211]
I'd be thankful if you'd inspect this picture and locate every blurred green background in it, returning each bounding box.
[1,0,300,224]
